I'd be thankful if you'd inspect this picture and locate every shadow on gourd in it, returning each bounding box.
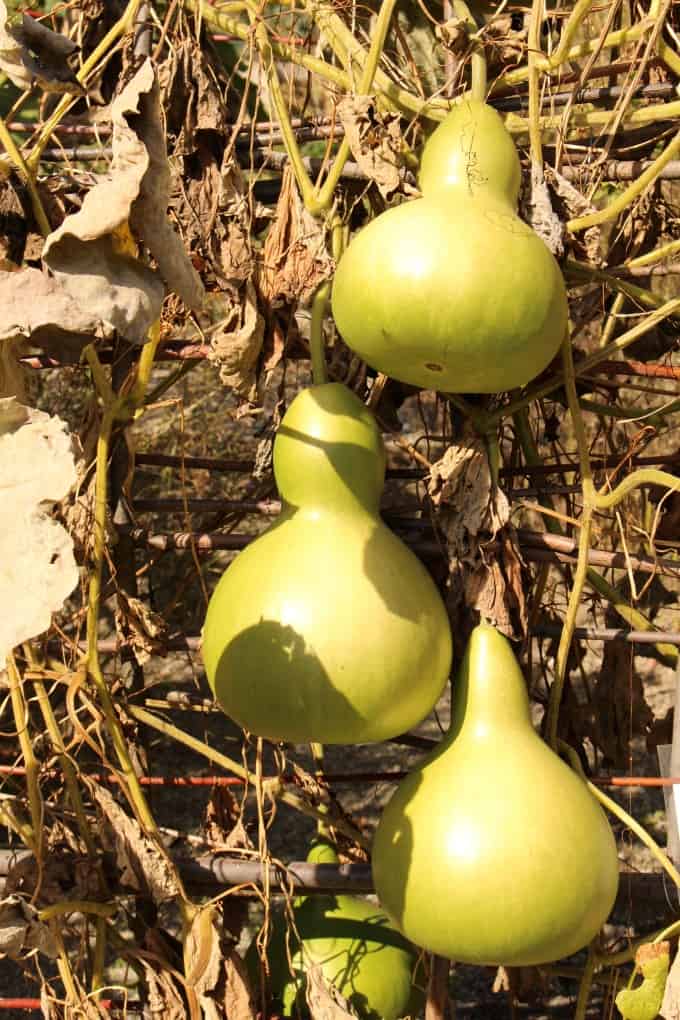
[202,382,452,744]
[247,841,425,1020]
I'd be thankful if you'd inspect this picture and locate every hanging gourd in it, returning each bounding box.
[202,382,452,744]
[331,99,568,394]
[371,624,619,965]
[247,840,424,1019]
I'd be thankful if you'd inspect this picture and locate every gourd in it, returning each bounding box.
[331,99,568,394]
[248,841,423,1020]
[201,382,452,744]
[372,624,619,965]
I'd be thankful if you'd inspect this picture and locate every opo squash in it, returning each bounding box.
[248,841,423,1020]
[332,99,568,394]
[372,624,619,965]
[201,382,451,744]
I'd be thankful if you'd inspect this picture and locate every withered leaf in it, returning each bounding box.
[224,950,257,1020]
[0,895,58,960]
[91,784,182,906]
[115,591,169,666]
[546,166,602,265]
[209,281,265,398]
[186,905,256,1020]
[0,1,82,94]
[429,435,527,640]
[259,164,334,307]
[525,162,564,257]
[43,59,203,345]
[306,965,355,1020]
[141,959,186,1020]
[0,399,78,663]
[0,266,114,358]
[336,96,405,200]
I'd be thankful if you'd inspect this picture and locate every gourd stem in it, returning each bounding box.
[527,0,544,165]
[574,944,596,1020]
[310,282,330,385]
[453,0,487,101]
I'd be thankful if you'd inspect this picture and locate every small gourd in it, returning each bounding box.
[202,382,452,744]
[248,841,424,1020]
[372,624,619,965]
[331,99,568,394]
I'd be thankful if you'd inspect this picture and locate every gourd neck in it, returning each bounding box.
[448,624,531,742]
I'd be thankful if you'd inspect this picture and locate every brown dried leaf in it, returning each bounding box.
[0,266,116,357]
[0,1,82,94]
[259,164,334,307]
[525,162,564,257]
[0,399,78,663]
[0,895,58,960]
[186,905,256,1020]
[210,281,265,398]
[336,96,405,200]
[92,784,181,905]
[115,591,169,666]
[306,965,355,1020]
[159,38,228,154]
[546,167,602,265]
[429,435,527,640]
[434,16,469,54]
[43,59,203,342]
[141,960,186,1020]
[223,950,257,1020]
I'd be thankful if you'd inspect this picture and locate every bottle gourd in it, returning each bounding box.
[202,382,452,744]
[372,624,619,965]
[249,840,423,1020]
[331,100,568,394]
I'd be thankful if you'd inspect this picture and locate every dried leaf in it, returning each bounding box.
[661,944,680,1018]
[115,591,169,666]
[546,166,602,265]
[525,162,564,256]
[0,895,58,960]
[43,59,203,344]
[0,399,78,663]
[336,96,405,199]
[0,266,117,358]
[259,164,334,307]
[434,16,469,54]
[617,941,670,1020]
[141,959,186,1020]
[186,905,256,1020]
[159,38,229,155]
[0,1,82,93]
[92,784,182,905]
[0,338,25,400]
[429,435,527,640]
[223,950,257,1020]
[210,281,265,398]
[306,965,355,1020]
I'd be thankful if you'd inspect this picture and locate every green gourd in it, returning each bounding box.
[331,99,568,394]
[248,841,424,1020]
[201,382,452,744]
[372,624,619,965]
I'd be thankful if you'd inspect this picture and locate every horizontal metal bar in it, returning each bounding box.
[532,625,680,646]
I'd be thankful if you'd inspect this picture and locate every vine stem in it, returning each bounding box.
[0,115,50,236]
[310,283,330,385]
[545,337,595,749]
[5,652,42,856]
[568,127,680,232]
[574,943,596,1020]
[24,0,145,173]
[526,0,544,164]
[486,296,680,426]
[453,0,487,101]
[127,704,369,849]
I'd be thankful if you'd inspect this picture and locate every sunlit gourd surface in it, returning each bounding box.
[248,841,423,1020]
[372,624,619,965]
[332,99,569,394]
[202,382,452,744]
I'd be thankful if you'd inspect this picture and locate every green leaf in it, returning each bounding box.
[616,942,670,1020]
